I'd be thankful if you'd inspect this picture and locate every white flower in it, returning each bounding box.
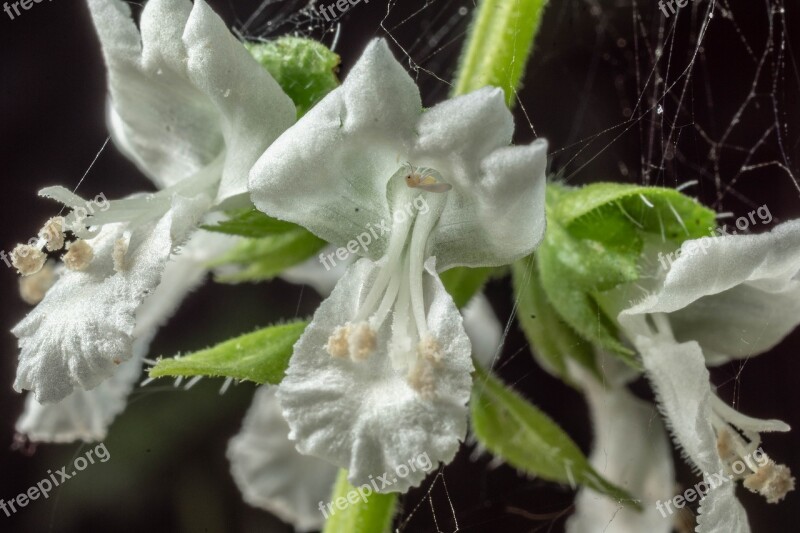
[228,387,338,532]
[617,220,800,531]
[249,39,547,491]
[566,356,675,533]
[15,230,235,442]
[12,0,294,403]
[226,292,503,529]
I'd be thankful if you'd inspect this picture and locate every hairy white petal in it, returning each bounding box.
[696,483,750,533]
[15,353,143,443]
[622,220,800,364]
[228,387,337,532]
[14,229,236,441]
[13,195,209,403]
[250,39,419,258]
[88,0,294,200]
[278,258,472,492]
[635,334,721,474]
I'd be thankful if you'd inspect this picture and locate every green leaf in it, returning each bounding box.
[323,469,397,533]
[149,321,307,384]
[440,266,494,309]
[210,229,326,283]
[202,208,301,238]
[452,0,550,105]
[554,183,716,251]
[471,366,640,508]
[511,256,597,381]
[247,37,340,117]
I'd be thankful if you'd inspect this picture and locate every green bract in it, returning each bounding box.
[149,321,307,384]
[516,182,717,368]
[471,366,639,507]
[247,37,340,117]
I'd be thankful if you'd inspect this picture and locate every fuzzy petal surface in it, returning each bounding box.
[634,334,721,474]
[88,0,294,200]
[12,195,209,403]
[696,483,750,533]
[622,220,800,364]
[250,39,547,269]
[15,228,232,441]
[277,258,473,492]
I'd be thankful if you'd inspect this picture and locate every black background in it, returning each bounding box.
[1,0,799,531]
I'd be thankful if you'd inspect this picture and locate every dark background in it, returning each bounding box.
[1,0,799,531]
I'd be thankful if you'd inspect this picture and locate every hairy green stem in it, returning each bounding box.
[452,0,549,105]
[322,470,397,533]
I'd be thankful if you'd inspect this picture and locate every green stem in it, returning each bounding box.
[452,0,549,106]
[322,470,397,533]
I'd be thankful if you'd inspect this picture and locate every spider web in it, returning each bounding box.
[229,0,798,531]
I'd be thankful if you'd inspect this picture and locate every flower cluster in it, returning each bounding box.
[7,1,798,532]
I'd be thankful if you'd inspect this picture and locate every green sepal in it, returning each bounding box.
[210,229,326,283]
[148,321,307,384]
[554,182,717,252]
[246,37,340,117]
[471,366,640,509]
[201,208,301,239]
[511,256,598,381]
[440,266,495,309]
[537,217,638,367]
[323,470,397,533]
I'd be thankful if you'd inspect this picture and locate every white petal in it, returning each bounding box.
[15,228,236,442]
[228,387,337,532]
[431,139,548,270]
[250,39,421,256]
[696,483,751,533]
[183,0,295,201]
[462,294,503,367]
[622,220,800,363]
[15,354,142,443]
[250,38,547,270]
[634,334,722,474]
[411,87,513,177]
[277,258,473,492]
[410,87,546,269]
[567,373,674,533]
[12,195,209,403]
[661,281,800,365]
[89,0,294,199]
